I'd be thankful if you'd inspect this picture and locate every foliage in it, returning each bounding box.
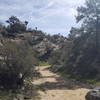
[0,91,16,100]
[63,0,100,78]
[48,50,62,65]
[0,40,38,89]
[76,0,100,53]
[49,0,100,80]
[6,16,28,35]
[0,24,8,37]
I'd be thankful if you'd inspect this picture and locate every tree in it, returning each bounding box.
[76,0,100,53]
[49,0,100,79]
[6,16,28,34]
[0,40,38,89]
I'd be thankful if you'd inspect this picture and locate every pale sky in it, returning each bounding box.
[0,0,85,36]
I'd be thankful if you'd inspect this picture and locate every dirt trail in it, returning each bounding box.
[33,66,90,100]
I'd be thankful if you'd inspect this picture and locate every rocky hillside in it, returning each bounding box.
[2,30,67,62]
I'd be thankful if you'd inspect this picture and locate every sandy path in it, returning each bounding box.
[33,66,90,100]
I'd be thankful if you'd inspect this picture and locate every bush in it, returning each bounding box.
[0,40,38,90]
[0,24,8,37]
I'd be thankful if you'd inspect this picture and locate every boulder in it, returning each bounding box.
[86,87,100,100]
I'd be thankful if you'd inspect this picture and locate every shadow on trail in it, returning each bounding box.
[41,76,58,79]
[36,74,92,91]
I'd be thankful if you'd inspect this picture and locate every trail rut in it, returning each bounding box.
[33,66,90,100]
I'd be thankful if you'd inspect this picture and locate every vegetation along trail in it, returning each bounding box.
[33,66,90,100]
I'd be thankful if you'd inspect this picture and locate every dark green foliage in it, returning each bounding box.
[49,50,62,65]
[63,33,98,78]
[49,0,100,80]
[6,16,28,35]
[76,0,100,53]
[0,40,38,89]
[0,24,8,37]
[64,0,100,78]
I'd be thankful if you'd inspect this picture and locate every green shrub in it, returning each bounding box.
[0,40,38,90]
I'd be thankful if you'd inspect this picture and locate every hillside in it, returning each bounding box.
[6,31,67,62]
[1,1,100,99]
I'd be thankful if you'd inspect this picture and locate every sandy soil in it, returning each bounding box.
[33,66,90,100]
